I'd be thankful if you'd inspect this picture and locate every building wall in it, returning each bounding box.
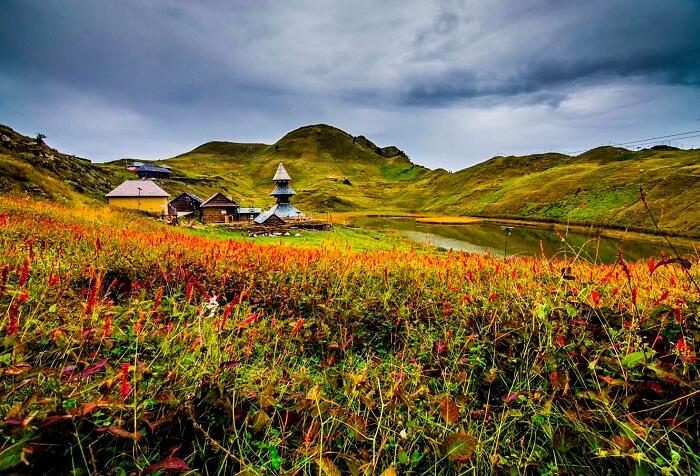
[108,197,168,214]
[202,207,229,224]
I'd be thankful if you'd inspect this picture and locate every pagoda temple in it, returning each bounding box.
[254,163,303,224]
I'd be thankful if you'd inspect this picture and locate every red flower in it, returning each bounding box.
[119,363,131,399]
[17,259,29,287]
[590,290,600,307]
[556,333,566,347]
[674,307,682,324]
[6,304,19,335]
[290,318,303,336]
[151,286,163,312]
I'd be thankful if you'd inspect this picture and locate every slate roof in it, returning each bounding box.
[239,207,262,214]
[269,184,296,197]
[136,164,173,175]
[173,192,204,204]
[106,180,170,198]
[272,163,292,181]
[254,203,302,224]
[200,192,240,208]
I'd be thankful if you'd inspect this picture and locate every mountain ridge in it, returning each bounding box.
[2,123,699,236]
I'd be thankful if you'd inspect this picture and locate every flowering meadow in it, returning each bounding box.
[1,198,699,475]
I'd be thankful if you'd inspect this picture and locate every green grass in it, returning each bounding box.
[2,198,699,475]
[4,123,700,237]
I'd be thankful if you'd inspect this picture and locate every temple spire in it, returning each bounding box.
[272,163,292,182]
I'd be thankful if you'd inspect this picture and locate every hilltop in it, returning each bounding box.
[143,124,426,213]
[0,124,118,203]
[3,123,700,236]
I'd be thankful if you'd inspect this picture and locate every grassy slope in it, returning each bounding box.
[0,125,118,204]
[406,147,700,236]
[102,124,428,213]
[4,123,700,237]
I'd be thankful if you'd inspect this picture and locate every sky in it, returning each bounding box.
[1,0,699,170]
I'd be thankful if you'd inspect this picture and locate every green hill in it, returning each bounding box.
[411,146,700,236]
[0,125,118,203]
[3,123,700,237]
[103,124,428,213]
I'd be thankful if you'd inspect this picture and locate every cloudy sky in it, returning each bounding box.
[1,1,699,170]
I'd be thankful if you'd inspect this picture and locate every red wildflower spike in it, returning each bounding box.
[0,265,8,298]
[590,289,600,307]
[6,304,19,335]
[151,286,163,312]
[119,363,131,399]
[102,316,112,337]
[674,307,682,324]
[556,333,566,347]
[17,259,29,287]
[677,336,687,352]
[290,318,303,336]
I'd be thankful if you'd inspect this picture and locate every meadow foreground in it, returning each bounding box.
[1,198,699,475]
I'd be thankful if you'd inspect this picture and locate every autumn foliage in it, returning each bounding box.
[0,198,699,475]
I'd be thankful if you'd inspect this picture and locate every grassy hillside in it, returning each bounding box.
[102,124,428,214]
[0,125,118,204]
[3,122,700,237]
[411,146,700,236]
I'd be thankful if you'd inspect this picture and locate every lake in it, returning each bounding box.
[351,217,696,263]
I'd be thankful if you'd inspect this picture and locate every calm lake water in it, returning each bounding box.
[351,217,696,263]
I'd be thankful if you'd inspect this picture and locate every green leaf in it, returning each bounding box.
[621,349,656,369]
[0,440,30,471]
[48,304,57,313]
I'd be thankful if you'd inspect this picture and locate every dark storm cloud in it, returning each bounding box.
[398,0,700,106]
[1,0,699,167]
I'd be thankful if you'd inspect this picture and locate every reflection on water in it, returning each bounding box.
[352,217,696,263]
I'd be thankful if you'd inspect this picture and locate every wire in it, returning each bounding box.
[0,100,96,158]
[615,130,700,146]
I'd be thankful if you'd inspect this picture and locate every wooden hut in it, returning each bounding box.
[170,192,204,217]
[200,192,240,224]
[237,207,262,221]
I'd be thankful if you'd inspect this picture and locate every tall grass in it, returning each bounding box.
[0,198,698,475]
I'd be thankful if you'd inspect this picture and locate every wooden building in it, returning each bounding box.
[200,193,240,224]
[169,192,204,217]
[237,207,262,221]
[254,163,304,224]
[136,164,173,179]
[106,180,170,214]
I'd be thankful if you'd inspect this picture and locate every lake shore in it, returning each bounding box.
[335,212,699,253]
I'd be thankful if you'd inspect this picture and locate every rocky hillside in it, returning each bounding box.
[0,125,118,203]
